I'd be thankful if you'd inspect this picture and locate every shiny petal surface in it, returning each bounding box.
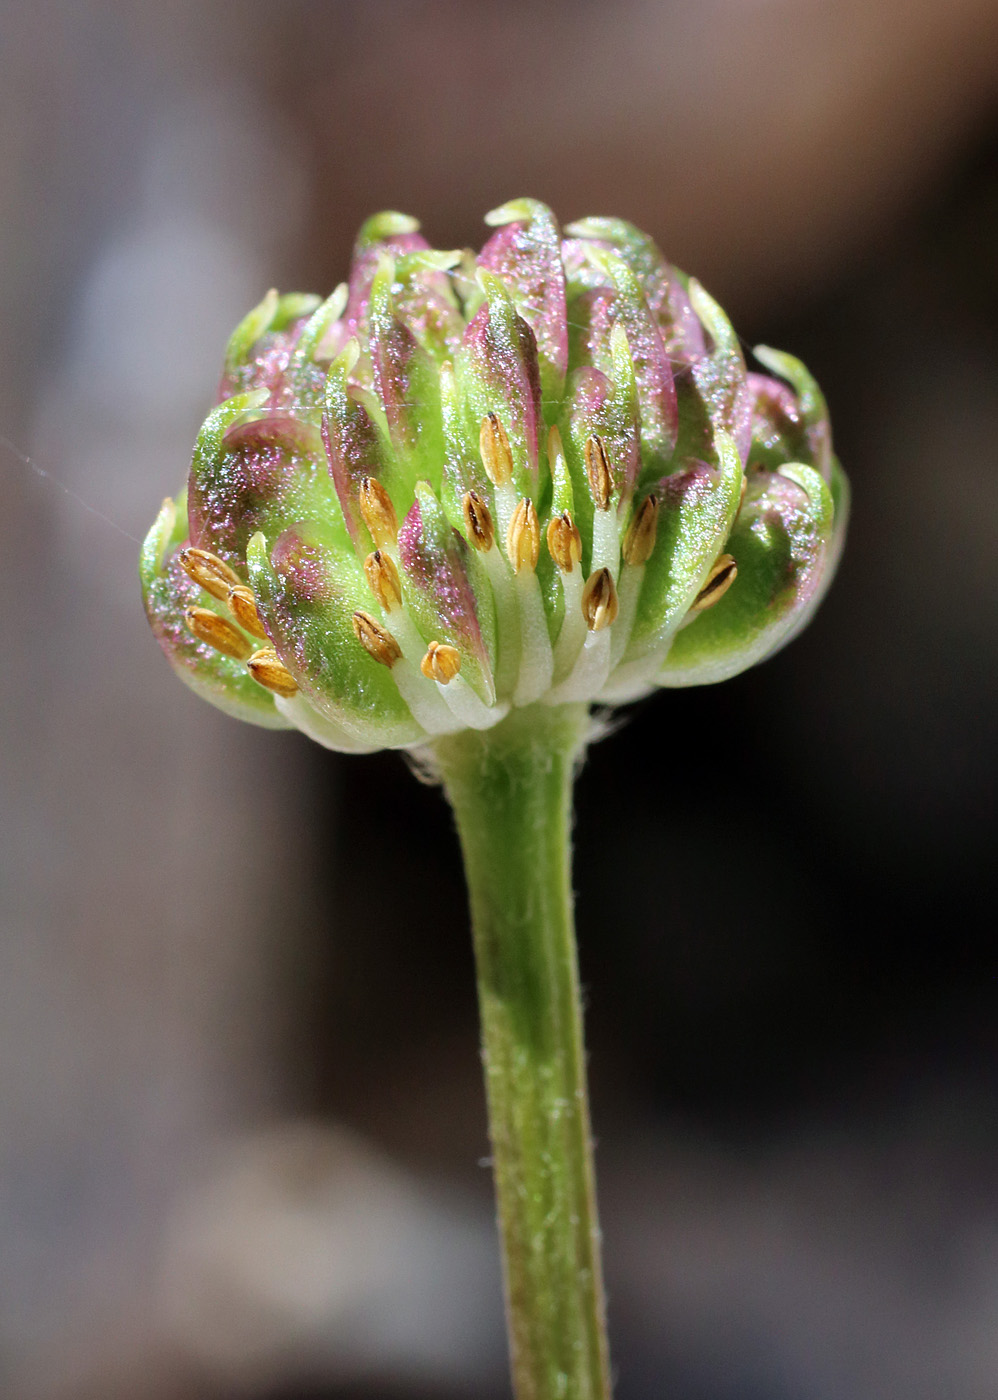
[140,496,290,729]
[481,199,568,402]
[660,462,836,686]
[248,522,422,748]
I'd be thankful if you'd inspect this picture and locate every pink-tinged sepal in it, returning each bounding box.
[628,428,744,656]
[686,280,753,461]
[283,284,349,410]
[438,358,494,520]
[322,344,398,546]
[140,495,290,729]
[217,290,321,406]
[752,346,832,480]
[397,484,497,703]
[660,462,837,686]
[565,217,705,365]
[341,211,429,348]
[368,261,446,490]
[481,199,568,402]
[456,271,543,497]
[391,249,465,362]
[580,245,678,470]
[188,393,344,567]
[554,343,640,573]
[246,524,422,748]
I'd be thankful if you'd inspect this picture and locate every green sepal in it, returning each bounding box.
[188,389,346,567]
[354,211,420,249]
[660,462,836,686]
[629,427,744,655]
[581,245,677,471]
[397,483,497,704]
[368,259,446,491]
[246,526,423,748]
[482,198,568,403]
[140,495,290,730]
[550,429,575,517]
[456,268,543,498]
[753,344,832,478]
[223,291,279,378]
[687,280,751,456]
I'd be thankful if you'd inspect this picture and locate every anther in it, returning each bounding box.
[246,647,298,697]
[358,476,398,547]
[227,585,268,639]
[691,554,737,612]
[584,435,613,511]
[184,606,254,660]
[622,494,660,566]
[546,511,583,573]
[506,497,541,574]
[178,547,240,602]
[364,549,403,611]
[462,490,495,552]
[420,641,462,685]
[352,610,403,667]
[479,412,514,486]
[581,568,619,632]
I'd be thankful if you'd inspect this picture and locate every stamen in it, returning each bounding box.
[622,494,659,566]
[581,568,619,631]
[420,641,462,684]
[352,610,402,667]
[546,511,583,573]
[227,585,269,639]
[179,547,240,602]
[364,549,403,611]
[184,606,254,660]
[691,554,737,612]
[584,435,613,511]
[506,498,540,574]
[358,476,398,547]
[480,412,514,486]
[246,647,298,697]
[462,490,495,552]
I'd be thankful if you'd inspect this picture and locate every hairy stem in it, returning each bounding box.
[433,703,611,1400]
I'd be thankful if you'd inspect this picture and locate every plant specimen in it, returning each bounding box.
[142,199,847,1400]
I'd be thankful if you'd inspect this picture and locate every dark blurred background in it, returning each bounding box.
[2,3,997,1398]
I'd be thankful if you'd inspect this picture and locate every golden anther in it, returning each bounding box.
[584,435,613,511]
[581,567,619,632]
[364,549,403,611]
[351,610,402,667]
[506,497,541,574]
[227,585,268,639]
[184,606,254,661]
[420,640,462,685]
[358,476,398,547]
[178,547,240,602]
[462,490,495,552]
[246,647,298,697]
[546,511,583,573]
[622,494,660,566]
[691,554,738,612]
[479,412,514,486]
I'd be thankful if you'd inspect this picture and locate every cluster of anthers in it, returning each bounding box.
[142,200,847,753]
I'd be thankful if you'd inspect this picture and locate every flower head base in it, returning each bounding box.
[142,200,848,752]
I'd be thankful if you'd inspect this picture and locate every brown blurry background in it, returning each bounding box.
[1,3,997,1398]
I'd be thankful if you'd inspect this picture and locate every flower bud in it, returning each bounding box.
[142,201,847,750]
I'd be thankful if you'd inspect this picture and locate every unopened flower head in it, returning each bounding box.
[142,200,848,752]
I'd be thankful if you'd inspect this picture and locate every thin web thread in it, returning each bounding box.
[0,433,142,545]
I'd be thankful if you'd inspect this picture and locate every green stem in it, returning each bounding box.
[433,703,611,1400]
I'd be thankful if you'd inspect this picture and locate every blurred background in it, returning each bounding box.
[1,2,997,1397]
